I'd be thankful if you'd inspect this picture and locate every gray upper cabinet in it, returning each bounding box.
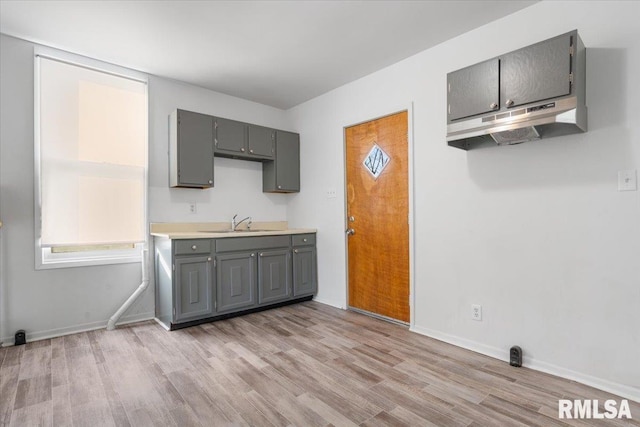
[258,249,291,304]
[169,110,299,192]
[169,109,214,188]
[263,130,300,193]
[447,59,500,121]
[447,31,574,122]
[214,118,275,161]
[174,255,214,322]
[501,33,572,109]
[247,125,275,159]
[214,117,247,156]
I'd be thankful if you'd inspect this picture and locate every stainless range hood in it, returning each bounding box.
[446,30,587,150]
[447,96,587,150]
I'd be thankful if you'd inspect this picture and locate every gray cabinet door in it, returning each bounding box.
[258,249,291,304]
[215,117,247,155]
[248,125,275,159]
[216,252,256,312]
[177,110,214,187]
[293,247,317,297]
[501,33,572,108]
[263,131,300,193]
[174,256,213,322]
[447,59,499,121]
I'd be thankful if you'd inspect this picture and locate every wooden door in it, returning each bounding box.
[346,111,409,323]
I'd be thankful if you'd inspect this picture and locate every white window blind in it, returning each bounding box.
[37,56,147,248]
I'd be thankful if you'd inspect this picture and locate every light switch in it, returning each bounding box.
[618,170,637,191]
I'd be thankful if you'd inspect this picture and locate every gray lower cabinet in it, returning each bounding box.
[292,234,317,296]
[154,233,316,330]
[293,247,317,297]
[258,249,291,304]
[216,252,257,313]
[175,256,213,322]
[263,130,300,193]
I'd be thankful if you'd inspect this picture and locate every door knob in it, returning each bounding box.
[346,228,355,236]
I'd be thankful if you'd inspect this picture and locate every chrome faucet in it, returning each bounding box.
[232,214,252,231]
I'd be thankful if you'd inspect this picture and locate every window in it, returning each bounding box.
[35,48,148,269]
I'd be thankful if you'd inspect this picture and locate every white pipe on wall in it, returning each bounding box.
[0,221,5,345]
[106,247,149,331]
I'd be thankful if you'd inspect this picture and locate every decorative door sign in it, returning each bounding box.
[363,144,390,180]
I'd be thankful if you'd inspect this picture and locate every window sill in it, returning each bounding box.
[36,245,144,270]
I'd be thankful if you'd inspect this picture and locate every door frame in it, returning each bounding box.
[342,103,415,327]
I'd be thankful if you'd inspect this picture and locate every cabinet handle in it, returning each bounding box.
[294,249,299,253]
[240,148,245,152]
[251,253,255,257]
[259,252,264,257]
[191,245,197,250]
[505,99,514,107]
[208,180,213,184]
[207,257,212,262]
[490,102,498,109]
[303,238,307,242]
[278,185,282,189]
[249,149,254,154]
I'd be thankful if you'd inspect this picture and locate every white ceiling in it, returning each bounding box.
[0,1,536,109]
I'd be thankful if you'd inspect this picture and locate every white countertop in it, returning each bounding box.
[150,221,316,239]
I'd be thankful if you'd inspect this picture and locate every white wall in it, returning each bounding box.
[0,34,289,343]
[287,1,640,399]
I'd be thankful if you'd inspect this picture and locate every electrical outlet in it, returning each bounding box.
[618,170,637,191]
[188,202,197,214]
[471,304,482,321]
[326,188,337,199]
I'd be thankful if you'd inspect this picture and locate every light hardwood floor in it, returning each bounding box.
[1,301,638,426]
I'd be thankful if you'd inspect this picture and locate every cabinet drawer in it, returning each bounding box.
[174,239,212,255]
[292,233,315,246]
[216,235,290,253]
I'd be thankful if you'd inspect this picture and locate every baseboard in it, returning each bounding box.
[0,311,155,346]
[312,296,345,310]
[524,357,640,403]
[410,325,640,403]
